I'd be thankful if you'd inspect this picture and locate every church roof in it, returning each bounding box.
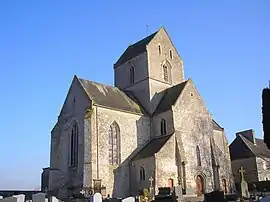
[229,134,270,160]
[212,119,224,131]
[153,80,189,115]
[78,77,145,114]
[114,31,158,67]
[132,134,173,161]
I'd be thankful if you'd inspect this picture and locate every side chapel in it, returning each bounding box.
[48,27,234,199]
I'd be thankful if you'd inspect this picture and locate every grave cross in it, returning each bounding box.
[239,166,245,181]
[149,177,154,187]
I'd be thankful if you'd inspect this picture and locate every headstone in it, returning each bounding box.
[239,166,250,199]
[204,190,225,202]
[13,195,25,202]
[93,193,102,202]
[174,186,183,202]
[1,196,17,202]
[0,196,3,199]
[50,196,60,202]
[122,197,135,202]
[32,193,46,202]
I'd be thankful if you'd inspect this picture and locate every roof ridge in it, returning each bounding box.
[78,77,118,89]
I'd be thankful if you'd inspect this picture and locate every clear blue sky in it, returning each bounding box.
[0,0,269,190]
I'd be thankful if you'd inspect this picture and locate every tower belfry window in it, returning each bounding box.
[158,45,161,55]
[161,119,167,135]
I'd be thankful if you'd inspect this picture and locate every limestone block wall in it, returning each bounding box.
[172,81,214,194]
[152,110,174,138]
[256,157,270,181]
[90,107,150,198]
[155,135,177,193]
[130,157,155,196]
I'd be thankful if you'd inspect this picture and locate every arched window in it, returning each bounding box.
[140,167,146,180]
[161,119,166,135]
[70,123,79,166]
[196,146,201,166]
[130,66,135,84]
[158,45,161,55]
[108,122,121,165]
[163,65,168,82]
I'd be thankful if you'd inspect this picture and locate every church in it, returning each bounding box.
[48,27,234,199]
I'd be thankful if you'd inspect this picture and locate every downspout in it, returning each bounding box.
[96,107,99,179]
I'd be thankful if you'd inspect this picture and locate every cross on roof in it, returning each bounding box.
[80,189,85,195]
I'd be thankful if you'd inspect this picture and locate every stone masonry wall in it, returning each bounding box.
[92,107,150,198]
[256,157,270,181]
[172,80,214,194]
[50,77,92,199]
[155,135,178,193]
[152,110,174,138]
[130,157,155,196]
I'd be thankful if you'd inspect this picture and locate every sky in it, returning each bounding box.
[0,0,269,190]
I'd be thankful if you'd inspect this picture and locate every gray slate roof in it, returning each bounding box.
[132,134,173,161]
[153,80,188,115]
[240,135,270,158]
[78,77,144,114]
[114,31,157,67]
[212,119,224,131]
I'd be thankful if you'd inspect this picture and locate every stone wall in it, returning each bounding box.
[90,107,150,198]
[172,80,214,194]
[130,157,155,196]
[49,77,92,199]
[152,110,174,138]
[155,135,177,192]
[256,157,270,181]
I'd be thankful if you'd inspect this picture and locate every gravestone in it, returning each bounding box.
[93,193,102,202]
[0,196,17,202]
[174,186,183,202]
[239,166,250,199]
[122,197,135,202]
[13,195,25,202]
[32,193,46,202]
[0,196,3,199]
[204,190,225,202]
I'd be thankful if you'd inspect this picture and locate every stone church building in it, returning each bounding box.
[48,27,233,199]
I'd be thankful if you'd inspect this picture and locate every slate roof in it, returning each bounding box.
[230,134,270,160]
[114,31,158,67]
[212,119,224,131]
[132,134,173,161]
[78,77,144,114]
[240,135,270,158]
[153,80,189,115]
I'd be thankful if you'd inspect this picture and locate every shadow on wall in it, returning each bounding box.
[112,115,150,198]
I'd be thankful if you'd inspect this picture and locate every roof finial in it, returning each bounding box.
[146,24,149,36]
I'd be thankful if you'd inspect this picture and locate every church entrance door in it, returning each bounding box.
[195,175,204,196]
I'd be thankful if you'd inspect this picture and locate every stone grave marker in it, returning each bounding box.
[122,197,135,202]
[93,193,102,202]
[174,186,183,202]
[33,193,46,202]
[13,195,25,202]
[239,166,250,199]
[1,196,17,202]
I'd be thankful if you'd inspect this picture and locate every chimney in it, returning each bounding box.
[236,129,256,145]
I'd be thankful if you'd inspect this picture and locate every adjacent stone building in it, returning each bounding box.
[47,27,233,199]
[229,129,270,184]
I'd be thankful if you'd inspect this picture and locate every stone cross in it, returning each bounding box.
[149,177,154,187]
[239,166,245,181]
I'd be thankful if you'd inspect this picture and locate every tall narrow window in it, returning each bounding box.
[161,119,166,135]
[163,65,168,82]
[196,146,201,166]
[182,162,186,194]
[169,50,173,59]
[158,45,161,55]
[70,123,79,167]
[140,167,146,180]
[130,66,135,84]
[108,122,121,165]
